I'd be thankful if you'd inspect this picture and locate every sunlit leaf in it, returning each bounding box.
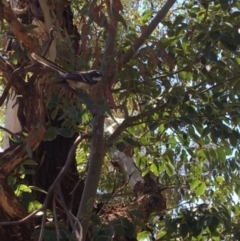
[190,179,202,190]
[137,231,151,241]
[165,161,175,176]
[196,182,206,196]
[141,10,152,23]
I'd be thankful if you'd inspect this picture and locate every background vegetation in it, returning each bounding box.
[0,0,240,240]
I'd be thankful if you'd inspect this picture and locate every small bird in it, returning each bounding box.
[31,53,102,89]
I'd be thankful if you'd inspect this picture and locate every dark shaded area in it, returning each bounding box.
[133,174,166,219]
[0,182,33,241]
[0,1,83,239]
[32,133,84,215]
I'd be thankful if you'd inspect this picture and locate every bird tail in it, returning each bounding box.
[31,53,68,76]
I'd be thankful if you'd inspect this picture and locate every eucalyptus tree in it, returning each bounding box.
[0,0,240,240]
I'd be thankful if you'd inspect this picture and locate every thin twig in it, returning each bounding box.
[0,134,87,230]
[199,74,240,94]
[68,212,83,241]
[0,207,44,225]
[53,191,61,241]
[38,134,88,240]
[0,126,21,140]
[42,26,57,57]
[57,186,82,241]
[38,207,47,241]
[49,134,90,190]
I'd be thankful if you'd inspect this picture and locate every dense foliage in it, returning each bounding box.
[1,0,240,240]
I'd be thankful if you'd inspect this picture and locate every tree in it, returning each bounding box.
[0,0,240,240]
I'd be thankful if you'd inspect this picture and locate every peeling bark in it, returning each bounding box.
[3,92,21,150]
[111,147,143,189]
[0,0,46,239]
[108,122,166,221]
[111,148,166,219]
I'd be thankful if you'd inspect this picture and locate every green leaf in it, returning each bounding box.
[210,30,220,41]
[102,225,114,237]
[26,143,33,158]
[56,128,74,137]
[213,100,224,109]
[174,14,186,26]
[179,116,192,125]
[216,176,224,184]
[24,169,35,175]
[128,210,144,219]
[95,235,111,241]
[29,186,47,194]
[124,221,135,238]
[50,108,58,120]
[220,39,237,51]
[44,127,57,141]
[148,122,160,131]
[198,216,209,229]
[150,163,160,176]
[180,223,189,239]
[178,71,192,81]
[182,42,189,54]
[141,10,152,23]
[208,215,220,233]
[18,184,31,193]
[28,200,42,213]
[196,182,206,196]
[23,24,38,30]
[190,179,201,190]
[216,148,225,163]
[92,226,101,239]
[229,133,237,147]
[190,220,202,237]
[137,231,151,241]
[157,230,167,239]
[43,230,57,241]
[165,162,174,176]
[202,127,210,137]
[185,1,194,8]
[23,159,38,166]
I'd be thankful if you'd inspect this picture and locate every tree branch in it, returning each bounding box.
[42,26,57,57]
[57,187,82,241]
[77,2,119,240]
[46,134,89,193]
[99,0,119,86]
[0,125,46,176]
[119,0,176,68]
[1,0,39,52]
[107,69,237,145]
[107,102,168,145]
[38,0,57,60]
[77,114,105,241]
[0,126,21,140]
[0,62,27,106]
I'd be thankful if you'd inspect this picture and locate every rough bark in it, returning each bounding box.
[0,0,46,239]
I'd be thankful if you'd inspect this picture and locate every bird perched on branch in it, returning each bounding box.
[31,53,102,89]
